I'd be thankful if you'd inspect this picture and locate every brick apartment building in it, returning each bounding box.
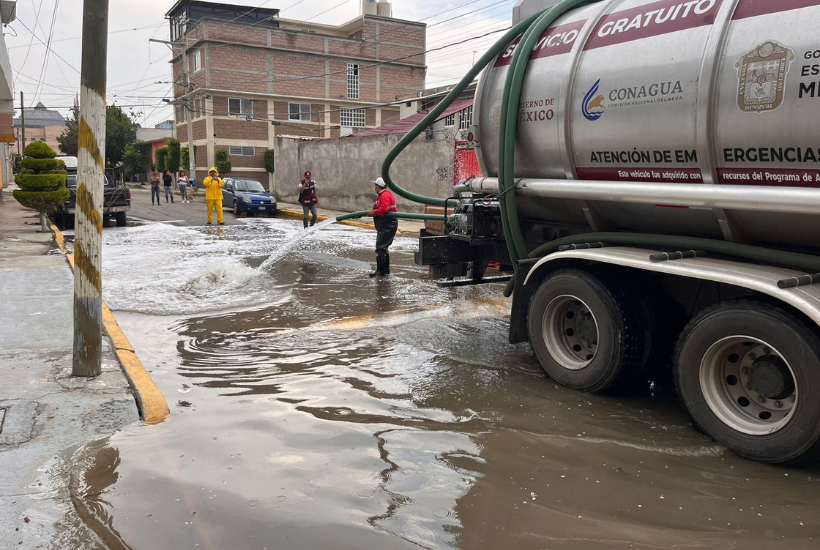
[166,0,427,189]
[11,102,67,157]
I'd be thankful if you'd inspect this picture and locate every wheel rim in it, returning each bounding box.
[542,295,599,370]
[234,202,239,215]
[700,336,798,436]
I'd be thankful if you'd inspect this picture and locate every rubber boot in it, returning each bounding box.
[384,252,391,275]
[369,254,388,277]
[310,218,316,227]
[303,219,308,229]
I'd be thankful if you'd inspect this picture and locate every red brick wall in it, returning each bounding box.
[381,108,400,125]
[226,170,268,182]
[229,147,266,169]
[214,118,268,140]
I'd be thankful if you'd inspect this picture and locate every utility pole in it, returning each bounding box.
[151,38,196,185]
[20,91,24,155]
[72,0,109,378]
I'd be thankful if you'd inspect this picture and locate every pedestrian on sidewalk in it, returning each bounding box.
[150,169,161,206]
[163,170,175,203]
[203,167,224,225]
[369,177,398,278]
[298,170,319,229]
[178,171,189,203]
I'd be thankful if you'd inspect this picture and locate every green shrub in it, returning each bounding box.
[15,172,68,191]
[13,141,68,230]
[24,141,57,159]
[21,157,65,173]
[215,149,231,175]
[155,147,168,173]
[13,187,70,210]
[264,149,275,174]
[166,139,181,175]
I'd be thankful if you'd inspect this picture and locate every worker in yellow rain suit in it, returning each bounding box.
[203,167,224,225]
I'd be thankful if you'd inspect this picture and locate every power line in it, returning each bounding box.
[13,0,45,89]
[7,22,166,49]
[32,0,60,105]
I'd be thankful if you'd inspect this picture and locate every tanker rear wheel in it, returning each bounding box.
[675,301,820,466]
[527,268,644,394]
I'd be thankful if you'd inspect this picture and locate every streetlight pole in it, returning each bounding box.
[151,38,196,185]
[73,0,109,377]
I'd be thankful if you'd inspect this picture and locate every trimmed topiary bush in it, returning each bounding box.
[13,142,69,231]
[21,157,65,173]
[215,149,231,176]
[23,141,57,159]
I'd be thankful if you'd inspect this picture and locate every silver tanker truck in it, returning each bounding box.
[414,0,820,465]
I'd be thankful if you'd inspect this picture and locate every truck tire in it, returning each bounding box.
[527,268,645,394]
[675,301,820,466]
[115,212,127,227]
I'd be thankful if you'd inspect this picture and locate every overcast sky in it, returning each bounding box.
[7,0,516,127]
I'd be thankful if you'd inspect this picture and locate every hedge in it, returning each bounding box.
[13,187,70,210]
[20,157,65,173]
[23,141,57,159]
[15,172,68,191]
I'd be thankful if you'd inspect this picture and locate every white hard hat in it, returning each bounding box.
[373,177,387,188]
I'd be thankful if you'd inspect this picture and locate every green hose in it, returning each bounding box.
[380,13,543,208]
[336,211,446,222]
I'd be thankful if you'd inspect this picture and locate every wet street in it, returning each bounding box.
[72,216,820,550]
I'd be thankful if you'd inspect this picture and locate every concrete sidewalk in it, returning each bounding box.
[0,190,140,548]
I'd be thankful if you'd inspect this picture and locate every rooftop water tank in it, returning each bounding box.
[362,0,377,16]
[376,1,392,17]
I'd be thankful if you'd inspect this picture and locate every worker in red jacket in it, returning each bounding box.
[369,177,398,277]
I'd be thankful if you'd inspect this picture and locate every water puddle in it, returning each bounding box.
[81,216,820,549]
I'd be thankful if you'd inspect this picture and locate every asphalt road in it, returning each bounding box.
[128,187,260,227]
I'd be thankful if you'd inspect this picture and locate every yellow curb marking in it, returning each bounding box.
[50,223,170,425]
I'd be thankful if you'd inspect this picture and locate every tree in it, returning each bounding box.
[181,145,198,171]
[264,149,275,174]
[155,147,168,173]
[56,105,79,157]
[166,139,181,178]
[215,149,231,175]
[57,104,140,167]
[122,141,153,180]
[13,142,69,231]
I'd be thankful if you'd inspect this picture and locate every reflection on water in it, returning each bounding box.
[80,217,820,550]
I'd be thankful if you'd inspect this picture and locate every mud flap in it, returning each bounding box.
[509,261,538,345]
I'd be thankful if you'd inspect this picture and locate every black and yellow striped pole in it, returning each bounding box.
[72,0,108,377]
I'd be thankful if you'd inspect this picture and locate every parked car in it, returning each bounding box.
[221,178,277,217]
[52,156,131,229]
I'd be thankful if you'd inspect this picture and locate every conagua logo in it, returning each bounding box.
[736,40,795,113]
[582,79,606,121]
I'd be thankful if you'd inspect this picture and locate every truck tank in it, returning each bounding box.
[474,0,820,250]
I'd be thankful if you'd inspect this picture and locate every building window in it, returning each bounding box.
[340,107,365,128]
[228,146,255,156]
[192,50,202,73]
[288,103,311,121]
[459,106,473,130]
[228,98,253,118]
[40,138,45,141]
[347,63,359,99]
[444,114,455,127]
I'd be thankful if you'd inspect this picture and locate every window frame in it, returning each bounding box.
[228,97,253,118]
[228,145,255,156]
[192,50,202,73]
[347,63,360,100]
[340,107,366,128]
[288,103,311,122]
[443,114,455,127]
[458,105,473,130]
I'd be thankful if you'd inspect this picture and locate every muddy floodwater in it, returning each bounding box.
[70,218,820,549]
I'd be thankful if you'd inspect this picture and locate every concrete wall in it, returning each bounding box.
[274,134,456,213]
